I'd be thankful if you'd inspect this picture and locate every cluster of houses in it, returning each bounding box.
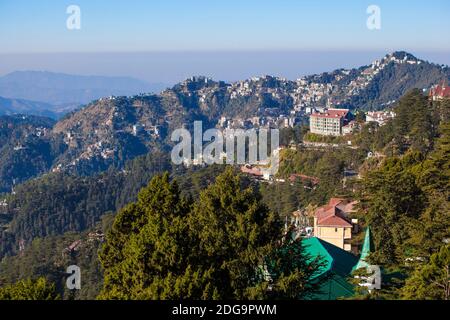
[347,52,422,98]
[308,108,398,137]
[218,105,399,138]
[62,231,105,256]
[169,65,450,141]
[224,63,391,114]
[219,77,449,136]
[223,52,425,118]
[306,80,449,138]
[366,111,396,126]
[287,196,382,299]
[217,114,302,130]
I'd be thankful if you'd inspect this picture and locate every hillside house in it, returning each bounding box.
[313,198,358,252]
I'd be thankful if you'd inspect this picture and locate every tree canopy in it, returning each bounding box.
[0,277,59,300]
[98,169,324,299]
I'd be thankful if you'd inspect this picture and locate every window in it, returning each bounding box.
[335,228,338,232]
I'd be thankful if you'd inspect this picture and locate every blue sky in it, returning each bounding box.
[0,0,449,82]
[1,0,449,52]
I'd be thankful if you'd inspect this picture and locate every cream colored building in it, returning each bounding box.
[313,198,358,252]
[314,222,353,251]
[309,109,350,136]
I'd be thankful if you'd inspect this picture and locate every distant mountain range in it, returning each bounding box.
[0,51,448,192]
[0,71,169,118]
[0,96,57,118]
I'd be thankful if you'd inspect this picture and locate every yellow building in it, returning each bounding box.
[313,198,357,252]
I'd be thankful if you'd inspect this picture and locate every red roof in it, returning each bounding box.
[314,198,354,228]
[311,109,349,119]
[430,83,450,98]
[315,205,336,219]
[318,215,353,227]
[240,165,263,177]
[289,173,320,185]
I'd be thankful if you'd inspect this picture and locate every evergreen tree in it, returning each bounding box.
[98,173,191,299]
[0,277,59,300]
[360,153,425,264]
[408,121,450,256]
[263,236,326,299]
[98,168,323,299]
[419,121,450,193]
[186,168,281,299]
[401,245,450,300]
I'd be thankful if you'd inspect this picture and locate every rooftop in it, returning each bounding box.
[303,237,358,300]
[315,198,355,228]
[304,237,359,278]
[430,83,450,98]
[311,108,349,119]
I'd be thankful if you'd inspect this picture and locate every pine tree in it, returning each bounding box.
[98,173,191,299]
[401,245,450,300]
[263,236,326,299]
[0,277,59,300]
[98,168,323,299]
[419,121,450,193]
[408,121,450,256]
[186,168,282,299]
[360,154,425,264]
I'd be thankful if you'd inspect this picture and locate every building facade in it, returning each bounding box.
[313,198,358,252]
[309,109,350,136]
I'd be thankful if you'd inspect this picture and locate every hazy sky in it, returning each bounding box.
[0,0,449,83]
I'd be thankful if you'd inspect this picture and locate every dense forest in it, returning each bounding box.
[0,151,172,258]
[0,115,65,192]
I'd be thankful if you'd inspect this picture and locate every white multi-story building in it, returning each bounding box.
[309,109,350,136]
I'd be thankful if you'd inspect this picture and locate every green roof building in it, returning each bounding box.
[303,237,359,300]
[354,227,372,271]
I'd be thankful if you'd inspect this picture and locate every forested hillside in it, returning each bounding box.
[0,115,65,192]
[0,152,171,258]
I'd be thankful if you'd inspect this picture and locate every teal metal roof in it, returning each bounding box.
[303,237,359,300]
[354,227,371,271]
[303,237,359,277]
